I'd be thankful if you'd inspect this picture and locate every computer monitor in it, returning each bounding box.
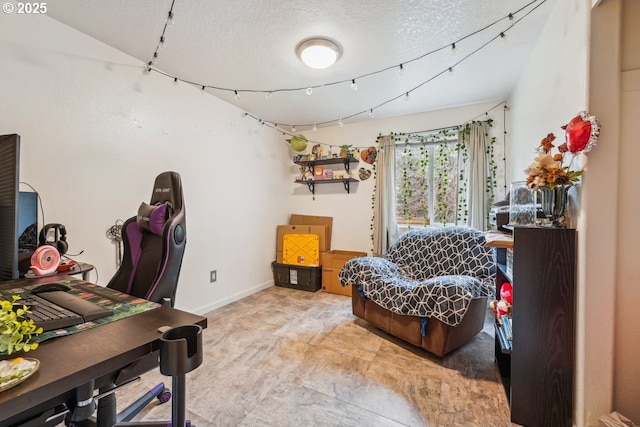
[0,134,20,281]
[18,191,38,248]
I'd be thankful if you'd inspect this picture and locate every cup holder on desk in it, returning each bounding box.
[159,324,203,376]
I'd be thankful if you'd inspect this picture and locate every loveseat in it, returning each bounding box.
[339,226,495,357]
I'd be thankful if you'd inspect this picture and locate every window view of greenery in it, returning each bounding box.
[395,138,465,226]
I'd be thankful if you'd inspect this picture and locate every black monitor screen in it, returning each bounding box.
[18,191,38,250]
[0,134,20,281]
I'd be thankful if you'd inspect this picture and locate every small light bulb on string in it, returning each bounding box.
[339,119,344,127]
[173,77,178,86]
[144,62,152,74]
[306,86,313,95]
[451,42,456,51]
[404,92,410,101]
[201,85,206,93]
[508,13,514,20]
[369,109,375,118]
[151,52,158,63]
[265,92,272,100]
[312,124,318,132]
[292,126,297,133]
[351,79,358,91]
[159,36,167,49]
[500,32,506,40]
[234,90,240,100]
[448,66,454,75]
[398,64,404,76]
[167,11,175,25]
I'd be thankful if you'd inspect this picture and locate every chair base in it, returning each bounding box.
[351,288,487,357]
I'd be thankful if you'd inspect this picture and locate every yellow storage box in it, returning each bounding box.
[282,233,320,266]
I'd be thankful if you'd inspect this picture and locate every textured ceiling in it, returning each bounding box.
[45,0,556,129]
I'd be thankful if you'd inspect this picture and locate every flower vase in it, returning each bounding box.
[539,185,570,227]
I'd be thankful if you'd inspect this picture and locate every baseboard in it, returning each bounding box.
[191,280,274,315]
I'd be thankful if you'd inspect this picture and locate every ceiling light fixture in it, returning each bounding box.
[296,38,341,70]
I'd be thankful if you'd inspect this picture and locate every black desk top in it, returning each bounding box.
[0,278,207,426]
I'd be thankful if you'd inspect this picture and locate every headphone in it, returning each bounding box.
[39,223,68,255]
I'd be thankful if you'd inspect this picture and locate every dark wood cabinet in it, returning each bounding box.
[495,226,576,427]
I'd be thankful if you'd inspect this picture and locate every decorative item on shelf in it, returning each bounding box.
[334,172,344,179]
[360,146,378,164]
[312,144,323,159]
[524,111,600,227]
[508,181,536,226]
[324,169,333,179]
[313,166,324,179]
[339,144,352,158]
[490,282,513,325]
[298,164,308,181]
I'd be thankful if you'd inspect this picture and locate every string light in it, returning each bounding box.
[167,11,175,25]
[201,85,206,93]
[312,124,318,132]
[159,36,167,49]
[173,77,178,86]
[306,86,313,95]
[151,52,158,63]
[145,0,546,130]
[265,91,272,100]
[404,92,410,101]
[350,79,358,91]
[291,126,297,133]
[451,43,456,51]
[369,109,375,118]
[398,64,404,76]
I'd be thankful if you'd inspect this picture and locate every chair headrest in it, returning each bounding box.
[150,171,183,212]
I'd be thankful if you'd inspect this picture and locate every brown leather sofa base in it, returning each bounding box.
[351,288,487,357]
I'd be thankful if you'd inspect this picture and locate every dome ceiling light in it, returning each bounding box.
[296,38,341,70]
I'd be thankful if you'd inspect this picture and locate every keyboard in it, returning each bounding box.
[7,291,114,332]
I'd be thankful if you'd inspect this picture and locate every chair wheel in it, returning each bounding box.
[158,388,171,404]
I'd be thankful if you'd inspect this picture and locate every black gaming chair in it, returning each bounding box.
[107,171,186,307]
[61,172,188,426]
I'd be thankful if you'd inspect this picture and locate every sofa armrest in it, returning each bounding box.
[338,256,399,288]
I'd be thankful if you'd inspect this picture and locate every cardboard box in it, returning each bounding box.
[321,250,367,296]
[272,262,321,292]
[289,214,333,250]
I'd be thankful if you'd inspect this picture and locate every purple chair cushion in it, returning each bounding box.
[137,202,168,236]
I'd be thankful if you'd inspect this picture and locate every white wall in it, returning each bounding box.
[0,12,292,314]
[288,101,506,254]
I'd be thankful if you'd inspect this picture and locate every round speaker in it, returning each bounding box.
[30,245,61,276]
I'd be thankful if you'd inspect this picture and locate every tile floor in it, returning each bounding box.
[112,286,513,426]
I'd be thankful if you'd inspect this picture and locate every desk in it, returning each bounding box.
[0,278,207,426]
[24,261,95,281]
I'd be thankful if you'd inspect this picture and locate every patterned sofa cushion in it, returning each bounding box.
[339,226,495,327]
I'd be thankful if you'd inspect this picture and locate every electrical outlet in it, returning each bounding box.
[210,270,217,283]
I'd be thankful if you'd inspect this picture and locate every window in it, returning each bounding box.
[395,132,466,226]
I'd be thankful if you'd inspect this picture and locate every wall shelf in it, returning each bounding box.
[294,157,360,195]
